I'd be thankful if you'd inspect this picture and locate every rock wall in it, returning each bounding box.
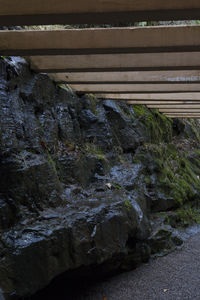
[1,57,200,299]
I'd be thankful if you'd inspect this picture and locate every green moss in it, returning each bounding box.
[188,119,200,142]
[96,154,105,160]
[176,206,200,227]
[144,176,152,185]
[112,182,122,190]
[194,149,200,156]
[132,153,146,164]
[84,143,106,160]
[47,152,58,175]
[134,141,200,206]
[84,143,103,154]
[133,105,148,117]
[124,199,132,210]
[87,94,98,115]
[132,106,173,143]
[58,84,70,92]
[118,104,134,119]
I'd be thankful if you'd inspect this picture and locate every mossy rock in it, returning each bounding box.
[132,105,173,143]
[133,141,200,207]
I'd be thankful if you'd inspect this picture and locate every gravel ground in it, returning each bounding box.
[71,233,200,300]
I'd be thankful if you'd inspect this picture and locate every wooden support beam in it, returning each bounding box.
[159,109,200,112]
[165,116,200,118]
[1,0,200,26]
[164,112,200,115]
[68,83,200,93]
[51,70,200,84]
[3,26,200,56]
[147,104,200,109]
[96,93,200,100]
[127,101,200,105]
[164,113,200,118]
[29,52,200,73]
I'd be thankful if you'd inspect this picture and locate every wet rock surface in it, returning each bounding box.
[1,57,200,299]
[63,230,200,300]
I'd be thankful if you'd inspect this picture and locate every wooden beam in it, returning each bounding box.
[51,70,200,84]
[163,112,200,116]
[127,101,200,105]
[29,52,200,73]
[96,93,200,100]
[1,0,200,26]
[3,26,200,56]
[147,104,200,108]
[165,116,200,118]
[164,113,200,118]
[159,109,200,112]
[68,84,200,93]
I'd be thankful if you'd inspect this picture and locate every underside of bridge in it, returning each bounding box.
[1,1,200,116]
[2,2,200,300]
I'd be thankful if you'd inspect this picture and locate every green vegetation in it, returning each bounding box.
[57,84,70,92]
[84,143,106,160]
[124,199,133,210]
[47,152,57,175]
[112,182,122,190]
[133,141,200,206]
[176,206,200,227]
[118,104,134,120]
[186,119,200,142]
[163,205,200,228]
[132,106,173,143]
[86,94,98,115]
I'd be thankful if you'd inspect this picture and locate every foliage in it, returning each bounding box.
[133,140,200,206]
[124,199,132,210]
[176,206,200,226]
[84,143,105,160]
[133,105,173,143]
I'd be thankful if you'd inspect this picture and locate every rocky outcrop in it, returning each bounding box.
[1,56,200,299]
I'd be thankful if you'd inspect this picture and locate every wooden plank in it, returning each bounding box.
[163,115,200,118]
[1,0,200,25]
[96,93,200,100]
[3,26,200,56]
[165,112,200,114]
[148,105,200,108]
[164,113,200,118]
[68,84,200,93]
[159,109,200,112]
[51,70,200,84]
[165,112,200,115]
[165,115,200,118]
[29,52,200,73]
[127,101,200,105]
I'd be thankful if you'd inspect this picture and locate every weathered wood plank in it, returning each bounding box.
[96,93,200,100]
[167,117,200,118]
[1,0,200,25]
[68,83,200,93]
[50,70,200,84]
[3,26,200,56]
[147,105,200,108]
[164,113,200,118]
[29,52,200,73]
[165,116,200,118]
[127,101,200,105]
[159,108,200,112]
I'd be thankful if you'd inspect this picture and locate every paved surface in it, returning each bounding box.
[72,233,200,300]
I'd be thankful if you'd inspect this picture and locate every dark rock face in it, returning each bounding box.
[1,57,200,299]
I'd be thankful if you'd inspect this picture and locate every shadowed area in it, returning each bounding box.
[70,231,200,300]
[25,229,200,300]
